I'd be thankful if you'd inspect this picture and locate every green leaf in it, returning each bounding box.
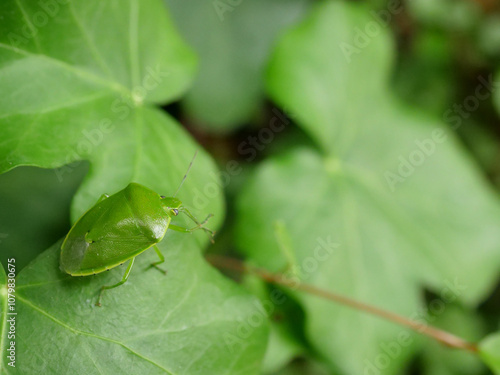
[237,1,500,373]
[421,305,487,375]
[237,148,421,374]
[164,0,309,131]
[0,237,269,374]
[480,332,500,374]
[0,0,218,225]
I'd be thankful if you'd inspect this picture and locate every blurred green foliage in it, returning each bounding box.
[2,0,500,374]
[0,165,86,270]
[164,0,309,131]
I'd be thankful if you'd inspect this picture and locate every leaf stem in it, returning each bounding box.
[206,255,478,353]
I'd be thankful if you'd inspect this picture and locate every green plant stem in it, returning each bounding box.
[206,255,478,353]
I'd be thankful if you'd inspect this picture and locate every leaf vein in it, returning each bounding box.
[17,295,177,375]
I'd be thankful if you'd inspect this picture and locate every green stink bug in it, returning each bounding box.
[60,154,213,306]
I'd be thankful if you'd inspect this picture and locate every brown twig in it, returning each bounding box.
[206,255,478,353]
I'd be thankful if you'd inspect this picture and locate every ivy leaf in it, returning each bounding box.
[0,237,268,374]
[0,0,219,225]
[164,0,309,131]
[237,148,421,374]
[237,1,500,373]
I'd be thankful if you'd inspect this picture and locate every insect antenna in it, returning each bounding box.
[173,151,198,197]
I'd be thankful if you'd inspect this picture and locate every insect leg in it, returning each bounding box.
[149,245,167,275]
[178,208,215,241]
[169,223,215,244]
[95,257,135,307]
[181,207,213,227]
[168,224,193,233]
